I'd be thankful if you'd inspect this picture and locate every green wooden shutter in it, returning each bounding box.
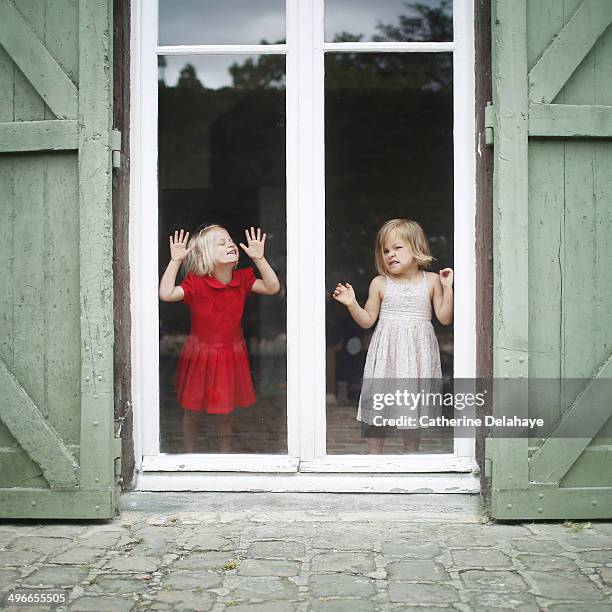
[0,0,120,519]
[486,0,612,519]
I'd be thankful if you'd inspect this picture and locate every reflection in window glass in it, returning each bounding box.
[325,0,453,43]
[159,0,286,46]
[325,53,454,455]
[158,55,287,454]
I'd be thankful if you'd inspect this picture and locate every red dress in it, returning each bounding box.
[173,267,257,413]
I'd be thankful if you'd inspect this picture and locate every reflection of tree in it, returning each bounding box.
[325,1,452,93]
[177,63,205,91]
[229,40,286,90]
[373,1,452,43]
[227,3,452,92]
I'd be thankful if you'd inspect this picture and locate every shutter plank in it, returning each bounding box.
[0,0,78,119]
[530,356,612,482]
[0,46,14,121]
[11,0,45,122]
[77,0,115,495]
[0,152,15,451]
[45,152,81,444]
[529,0,612,103]
[491,486,612,520]
[12,155,45,411]
[491,0,529,488]
[0,120,78,151]
[0,359,78,487]
[529,104,612,137]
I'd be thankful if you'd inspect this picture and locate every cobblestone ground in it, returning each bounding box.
[1,493,611,611]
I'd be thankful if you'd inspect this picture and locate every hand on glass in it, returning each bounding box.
[332,282,356,306]
[169,229,193,262]
[239,227,267,261]
[439,267,454,289]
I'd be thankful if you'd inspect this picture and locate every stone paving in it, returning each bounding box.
[0,493,611,611]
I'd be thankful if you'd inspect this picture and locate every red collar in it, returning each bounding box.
[201,271,240,289]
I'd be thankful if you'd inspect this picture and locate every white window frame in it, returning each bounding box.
[130,0,478,490]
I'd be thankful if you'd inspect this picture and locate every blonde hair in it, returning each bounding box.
[374,218,434,275]
[182,224,238,276]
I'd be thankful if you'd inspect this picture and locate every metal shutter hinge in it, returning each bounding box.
[484,103,495,146]
[111,129,122,168]
[484,436,494,478]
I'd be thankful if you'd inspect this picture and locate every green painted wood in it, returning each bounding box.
[12,0,46,122]
[0,489,116,519]
[0,120,78,151]
[43,0,79,89]
[527,139,564,439]
[0,449,47,488]
[0,0,116,519]
[490,486,612,520]
[0,43,14,121]
[0,0,78,119]
[490,0,612,520]
[0,359,78,487]
[562,446,612,487]
[76,0,115,500]
[491,0,530,491]
[528,0,612,104]
[45,151,81,445]
[530,356,612,482]
[0,445,82,490]
[529,104,612,137]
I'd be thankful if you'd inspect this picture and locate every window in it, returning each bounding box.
[132,0,475,476]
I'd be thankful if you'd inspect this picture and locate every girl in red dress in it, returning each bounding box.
[159,225,280,452]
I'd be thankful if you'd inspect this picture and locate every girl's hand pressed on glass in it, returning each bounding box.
[439,267,453,290]
[239,227,266,261]
[170,228,193,262]
[332,282,355,306]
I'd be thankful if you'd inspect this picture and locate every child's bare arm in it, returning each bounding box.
[159,229,191,302]
[159,260,185,302]
[251,258,280,295]
[431,268,453,325]
[239,227,280,295]
[333,276,384,329]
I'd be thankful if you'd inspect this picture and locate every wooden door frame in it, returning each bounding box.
[474,0,494,504]
[124,0,485,492]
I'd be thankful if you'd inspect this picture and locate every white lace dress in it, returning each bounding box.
[357,270,443,427]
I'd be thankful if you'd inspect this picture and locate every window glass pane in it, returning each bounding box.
[159,0,286,46]
[325,52,454,455]
[325,0,453,43]
[158,55,287,454]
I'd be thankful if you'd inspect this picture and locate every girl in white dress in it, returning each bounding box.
[333,218,454,454]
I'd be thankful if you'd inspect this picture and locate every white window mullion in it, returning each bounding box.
[322,41,455,53]
[292,0,327,463]
[156,44,287,55]
[452,0,476,461]
[136,0,161,458]
[312,0,327,460]
[285,0,300,460]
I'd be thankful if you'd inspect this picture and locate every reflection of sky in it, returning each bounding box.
[325,0,452,41]
[160,55,283,89]
[159,0,285,45]
[158,1,451,86]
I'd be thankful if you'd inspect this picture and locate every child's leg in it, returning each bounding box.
[367,436,386,454]
[364,424,386,454]
[216,413,234,453]
[401,427,421,453]
[182,409,201,452]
